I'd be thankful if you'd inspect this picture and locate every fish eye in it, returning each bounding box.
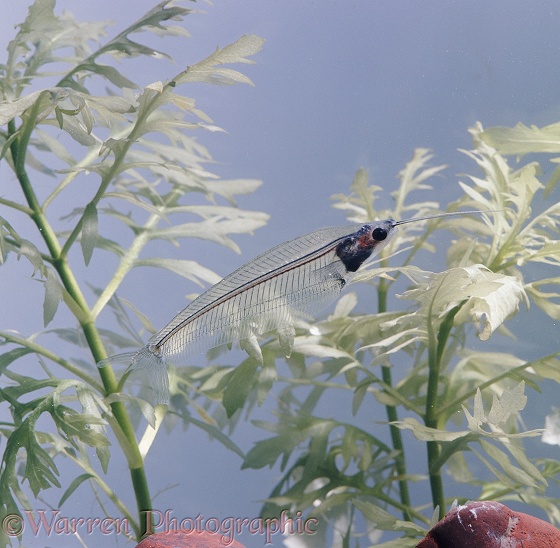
[372,227,388,241]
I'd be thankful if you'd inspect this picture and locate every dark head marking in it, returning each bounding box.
[336,225,379,273]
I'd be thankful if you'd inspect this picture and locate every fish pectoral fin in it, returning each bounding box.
[240,333,263,364]
[278,324,295,358]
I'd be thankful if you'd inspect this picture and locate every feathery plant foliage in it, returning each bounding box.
[1,1,560,547]
[0,0,266,543]
[232,131,560,545]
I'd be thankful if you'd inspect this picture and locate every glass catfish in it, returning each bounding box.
[100,211,483,405]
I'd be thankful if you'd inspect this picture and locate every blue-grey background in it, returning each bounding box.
[1,1,559,546]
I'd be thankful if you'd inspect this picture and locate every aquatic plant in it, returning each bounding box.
[0,2,559,547]
[0,1,265,543]
[235,133,560,545]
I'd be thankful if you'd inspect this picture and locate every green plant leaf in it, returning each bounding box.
[399,265,526,340]
[479,440,539,488]
[481,121,560,157]
[352,499,399,530]
[76,388,111,472]
[222,360,259,418]
[0,347,34,375]
[3,421,61,497]
[175,35,265,87]
[182,415,245,459]
[17,239,44,275]
[148,214,269,253]
[133,258,221,286]
[43,268,63,327]
[58,473,94,507]
[57,1,193,92]
[81,201,98,265]
[391,418,470,442]
[242,434,294,470]
[0,90,46,126]
[487,381,527,426]
[52,405,110,449]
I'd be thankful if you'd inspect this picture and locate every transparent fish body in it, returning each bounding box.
[99,211,484,404]
[100,220,398,404]
[152,223,376,365]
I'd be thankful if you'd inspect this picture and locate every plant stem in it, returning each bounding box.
[424,301,462,518]
[377,277,412,521]
[424,337,445,518]
[8,113,152,539]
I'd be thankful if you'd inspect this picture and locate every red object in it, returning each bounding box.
[135,530,246,548]
[416,501,560,547]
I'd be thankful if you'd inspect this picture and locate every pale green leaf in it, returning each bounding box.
[183,415,244,459]
[352,499,397,530]
[76,388,110,472]
[57,1,193,92]
[34,128,76,165]
[473,388,485,424]
[133,258,221,286]
[175,35,265,87]
[400,265,526,340]
[293,337,357,361]
[49,114,98,146]
[5,421,61,497]
[17,239,43,275]
[0,347,34,375]
[462,389,485,431]
[118,298,157,336]
[506,442,547,485]
[222,360,259,417]
[472,447,517,489]
[393,148,446,213]
[0,90,45,125]
[391,418,470,442]
[525,278,560,320]
[203,178,263,205]
[239,333,263,364]
[481,121,560,157]
[58,473,94,507]
[393,520,429,535]
[43,269,63,327]
[331,166,382,223]
[243,434,297,470]
[487,381,527,425]
[81,202,98,265]
[479,440,538,487]
[331,292,358,318]
[352,384,368,416]
[149,215,269,253]
[102,191,165,216]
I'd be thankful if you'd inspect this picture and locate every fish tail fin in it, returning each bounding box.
[98,346,170,406]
